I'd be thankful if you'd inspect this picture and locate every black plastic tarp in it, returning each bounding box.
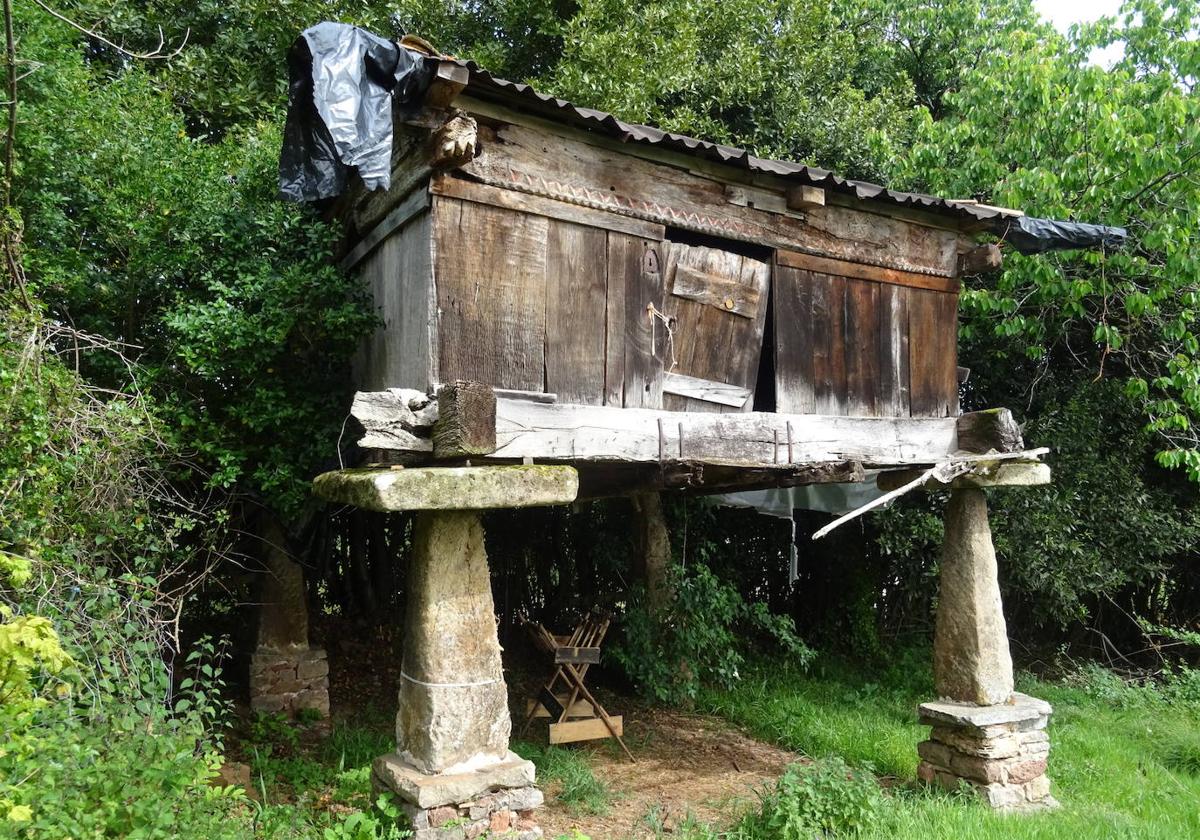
[279,22,434,202]
[993,215,1127,254]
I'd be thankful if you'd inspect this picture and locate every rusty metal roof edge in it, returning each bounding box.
[443,58,1018,225]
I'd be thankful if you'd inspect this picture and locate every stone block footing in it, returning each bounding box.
[917,692,1058,812]
[249,647,330,718]
[373,752,542,840]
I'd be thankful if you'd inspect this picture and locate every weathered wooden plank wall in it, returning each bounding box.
[434,198,548,390]
[354,211,436,391]
[545,220,607,403]
[773,260,958,418]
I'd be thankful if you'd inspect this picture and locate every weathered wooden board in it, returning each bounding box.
[611,234,667,408]
[774,263,954,419]
[877,283,911,417]
[431,173,664,240]
[809,271,848,415]
[662,372,751,408]
[545,219,608,404]
[433,197,548,390]
[662,243,770,414]
[908,288,959,417]
[462,122,960,277]
[490,399,959,466]
[773,262,816,414]
[549,716,623,745]
[340,186,430,272]
[670,262,762,318]
[776,249,959,293]
[844,279,881,416]
[353,211,436,391]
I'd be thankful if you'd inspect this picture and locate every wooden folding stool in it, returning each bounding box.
[519,612,634,762]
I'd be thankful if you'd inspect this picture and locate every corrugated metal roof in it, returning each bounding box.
[448,59,1019,225]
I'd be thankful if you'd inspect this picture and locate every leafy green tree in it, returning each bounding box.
[16,4,375,513]
[896,0,1200,479]
[548,0,914,180]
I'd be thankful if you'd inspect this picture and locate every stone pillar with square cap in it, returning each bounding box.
[315,464,578,839]
[912,466,1058,812]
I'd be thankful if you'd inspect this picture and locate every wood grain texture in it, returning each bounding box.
[433,198,548,390]
[612,235,666,408]
[810,272,848,415]
[776,249,959,293]
[490,399,959,466]
[353,211,435,391]
[670,262,761,318]
[662,372,751,408]
[908,288,960,417]
[662,243,770,414]
[877,283,911,417]
[545,219,608,404]
[462,121,960,276]
[844,279,881,416]
[773,263,816,414]
[431,173,664,240]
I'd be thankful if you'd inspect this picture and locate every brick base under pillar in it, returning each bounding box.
[372,752,542,840]
[249,646,330,718]
[917,693,1058,811]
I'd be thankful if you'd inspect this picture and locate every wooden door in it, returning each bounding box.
[660,243,771,413]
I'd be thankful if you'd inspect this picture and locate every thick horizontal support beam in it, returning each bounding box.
[490,401,957,467]
[352,390,962,468]
[313,465,579,512]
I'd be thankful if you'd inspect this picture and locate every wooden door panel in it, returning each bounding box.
[662,243,771,413]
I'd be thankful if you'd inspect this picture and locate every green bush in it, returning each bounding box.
[747,758,886,838]
[612,563,812,704]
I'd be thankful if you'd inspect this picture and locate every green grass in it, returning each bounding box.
[687,650,1200,839]
[511,740,615,815]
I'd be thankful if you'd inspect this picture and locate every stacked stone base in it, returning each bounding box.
[373,752,542,840]
[249,646,330,718]
[917,693,1057,811]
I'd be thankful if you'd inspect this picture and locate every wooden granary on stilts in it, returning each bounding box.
[262,35,1111,834]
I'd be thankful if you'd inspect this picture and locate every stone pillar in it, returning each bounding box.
[918,486,1056,811]
[933,488,1013,705]
[373,511,542,840]
[249,514,330,719]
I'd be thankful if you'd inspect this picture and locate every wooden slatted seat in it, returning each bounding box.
[519,612,634,762]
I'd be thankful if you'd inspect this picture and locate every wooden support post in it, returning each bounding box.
[433,380,497,458]
[785,185,826,209]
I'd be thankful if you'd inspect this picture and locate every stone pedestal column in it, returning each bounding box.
[372,510,541,840]
[249,515,330,719]
[934,488,1013,705]
[316,464,579,840]
[919,485,1056,811]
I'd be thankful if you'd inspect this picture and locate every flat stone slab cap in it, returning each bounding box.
[919,692,1053,730]
[313,465,579,511]
[878,461,1050,492]
[374,751,536,808]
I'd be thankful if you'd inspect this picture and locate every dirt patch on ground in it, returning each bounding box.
[532,704,802,839]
